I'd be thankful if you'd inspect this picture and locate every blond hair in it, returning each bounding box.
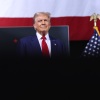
[33,12,51,23]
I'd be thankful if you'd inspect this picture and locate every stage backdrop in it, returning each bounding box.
[0,0,100,41]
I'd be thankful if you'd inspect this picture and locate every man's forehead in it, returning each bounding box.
[36,16,49,20]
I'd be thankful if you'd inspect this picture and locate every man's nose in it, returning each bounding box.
[42,20,45,24]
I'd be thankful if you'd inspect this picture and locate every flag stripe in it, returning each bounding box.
[0,0,100,17]
[0,17,100,40]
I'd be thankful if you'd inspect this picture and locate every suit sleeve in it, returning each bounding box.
[16,39,26,57]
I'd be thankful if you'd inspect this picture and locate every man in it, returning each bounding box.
[16,12,67,59]
[16,12,67,90]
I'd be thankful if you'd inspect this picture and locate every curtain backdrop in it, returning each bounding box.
[0,0,100,40]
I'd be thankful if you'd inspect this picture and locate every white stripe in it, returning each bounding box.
[0,0,100,17]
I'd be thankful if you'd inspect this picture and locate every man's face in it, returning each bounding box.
[33,14,51,35]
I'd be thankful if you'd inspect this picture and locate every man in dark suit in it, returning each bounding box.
[15,12,68,95]
[16,12,67,60]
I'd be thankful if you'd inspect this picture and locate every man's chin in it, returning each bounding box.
[41,31,47,35]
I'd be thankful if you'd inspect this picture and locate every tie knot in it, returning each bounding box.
[41,36,46,40]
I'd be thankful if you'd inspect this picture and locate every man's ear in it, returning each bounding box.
[33,24,36,30]
[49,24,51,29]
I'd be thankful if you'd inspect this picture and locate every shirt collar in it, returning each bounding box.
[36,32,50,40]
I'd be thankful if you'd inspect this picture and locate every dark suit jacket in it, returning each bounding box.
[16,34,67,59]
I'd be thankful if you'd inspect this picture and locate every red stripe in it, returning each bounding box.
[0,17,100,40]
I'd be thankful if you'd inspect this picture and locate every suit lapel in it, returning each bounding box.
[50,37,58,56]
[30,35,42,56]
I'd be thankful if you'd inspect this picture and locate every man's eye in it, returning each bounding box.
[44,19,47,21]
[38,20,42,22]
[37,19,48,22]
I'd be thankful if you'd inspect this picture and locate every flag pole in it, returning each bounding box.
[90,13,100,26]
[90,13,100,35]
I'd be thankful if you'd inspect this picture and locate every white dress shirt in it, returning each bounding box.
[36,32,51,56]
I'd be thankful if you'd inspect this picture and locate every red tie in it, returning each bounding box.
[41,36,50,57]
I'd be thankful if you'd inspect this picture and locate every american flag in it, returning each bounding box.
[82,26,100,57]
